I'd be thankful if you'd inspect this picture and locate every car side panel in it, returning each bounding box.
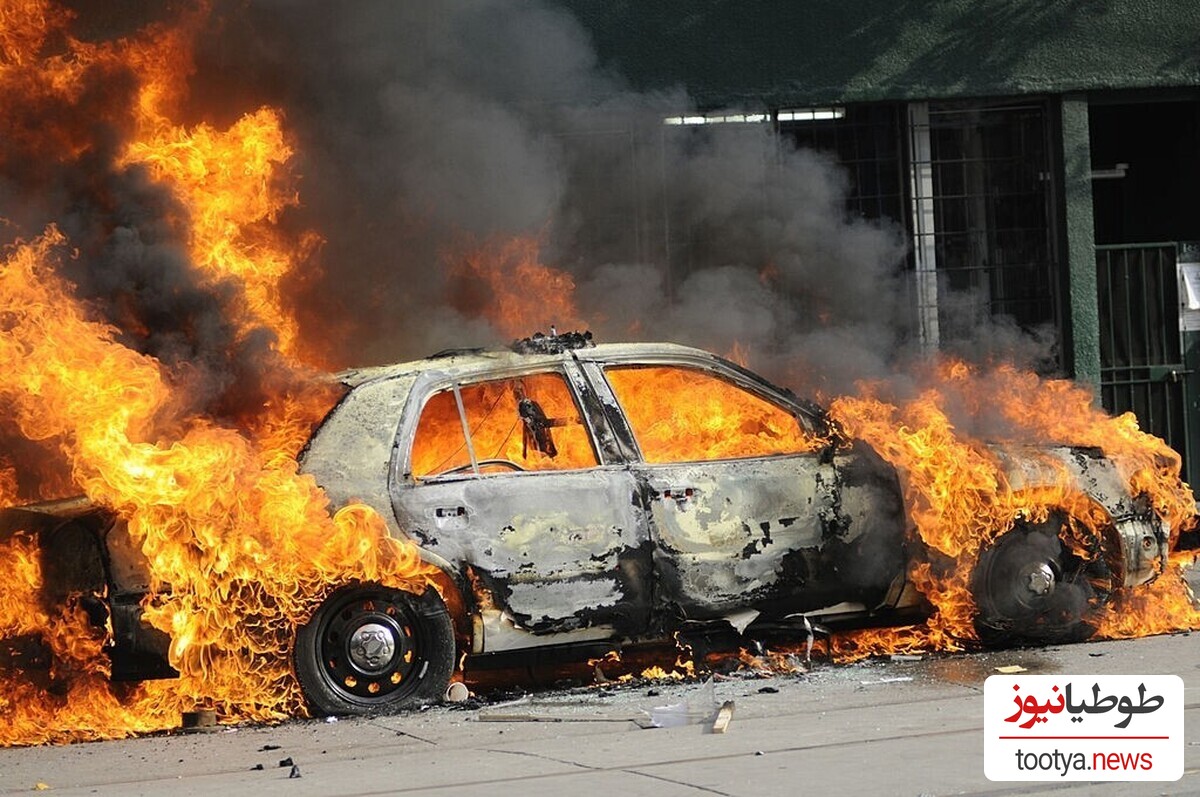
[392,468,650,635]
[635,455,834,616]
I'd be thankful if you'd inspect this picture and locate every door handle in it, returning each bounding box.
[433,506,469,529]
[657,487,697,504]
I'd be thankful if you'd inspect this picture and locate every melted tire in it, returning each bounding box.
[972,516,1111,646]
[294,584,454,716]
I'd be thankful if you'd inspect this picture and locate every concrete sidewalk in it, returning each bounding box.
[2,632,1198,796]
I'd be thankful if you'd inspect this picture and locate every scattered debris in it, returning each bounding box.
[180,709,218,733]
[1088,652,1106,658]
[477,711,640,723]
[258,744,281,752]
[710,701,735,734]
[858,676,913,685]
[785,654,809,673]
[994,665,1027,674]
[444,682,470,703]
[33,784,49,791]
[758,685,779,694]
[889,653,923,662]
[324,716,338,723]
[288,764,302,779]
[250,764,264,771]
[278,757,294,768]
[647,678,718,728]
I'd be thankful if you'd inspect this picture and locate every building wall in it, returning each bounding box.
[559,1,1200,481]
[561,0,1200,107]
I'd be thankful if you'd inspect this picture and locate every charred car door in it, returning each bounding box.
[390,365,650,640]
[583,357,906,621]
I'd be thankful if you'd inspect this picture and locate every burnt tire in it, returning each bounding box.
[972,515,1113,646]
[295,584,454,716]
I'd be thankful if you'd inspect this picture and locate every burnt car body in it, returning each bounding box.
[2,335,1172,715]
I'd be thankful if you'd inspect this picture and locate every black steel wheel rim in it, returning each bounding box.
[315,589,422,705]
[978,529,1066,620]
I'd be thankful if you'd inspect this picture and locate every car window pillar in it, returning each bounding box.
[451,383,479,476]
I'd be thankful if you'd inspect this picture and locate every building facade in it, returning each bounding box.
[561,0,1200,482]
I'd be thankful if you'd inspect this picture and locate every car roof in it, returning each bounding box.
[335,341,721,388]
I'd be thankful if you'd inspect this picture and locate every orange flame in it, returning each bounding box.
[0,230,437,744]
[0,2,435,745]
[827,361,1199,661]
[2,0,1197,748]
[446,235,585,339]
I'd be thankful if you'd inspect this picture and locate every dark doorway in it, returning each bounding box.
[1090,100,1200,246]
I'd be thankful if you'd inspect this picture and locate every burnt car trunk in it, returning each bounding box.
[0,499,174,681]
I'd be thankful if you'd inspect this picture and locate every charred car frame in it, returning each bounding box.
[2,333,1172,715]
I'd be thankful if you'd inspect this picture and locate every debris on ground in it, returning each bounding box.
[646,678,718,728]
[890,654,924,662]
[859,676,914,685]
[710,701,735,734]
[444,682,471,703]
[288,764,302,779]
[994,665,1027,674]
[476,711,641,723]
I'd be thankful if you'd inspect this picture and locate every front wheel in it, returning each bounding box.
[971,513,1114,645]
[294,583,455,716]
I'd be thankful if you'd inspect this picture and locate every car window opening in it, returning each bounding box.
[411,372,598,479]
[604,365,823,464]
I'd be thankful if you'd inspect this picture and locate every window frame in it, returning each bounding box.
[589,356,823,467]
[400,364,606,483]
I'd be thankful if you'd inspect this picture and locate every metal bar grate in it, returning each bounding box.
[1096,243,1188,478]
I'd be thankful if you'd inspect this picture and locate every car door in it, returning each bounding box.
[585,358,887,619]
[390,364,650,638]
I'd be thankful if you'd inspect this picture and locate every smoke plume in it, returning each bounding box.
[183,0,938,397]
[27,1,1059,423]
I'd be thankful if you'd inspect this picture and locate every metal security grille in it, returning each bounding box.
[1096,243,1189,475]
[780,103,907,225]
[923,101,1061,357]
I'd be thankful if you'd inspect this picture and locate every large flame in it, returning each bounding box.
[446,235,586,339]
[826,361,1199,661]
[0,2,435,745]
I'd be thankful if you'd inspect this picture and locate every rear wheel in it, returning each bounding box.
[972,513,1114,645]
[294,584,454,716]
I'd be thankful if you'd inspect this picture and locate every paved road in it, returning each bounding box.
[1,631,1198,797]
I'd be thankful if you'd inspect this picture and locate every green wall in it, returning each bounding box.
[561,0,1200,107]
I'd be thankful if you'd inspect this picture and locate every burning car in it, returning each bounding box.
[1,332,1174,716]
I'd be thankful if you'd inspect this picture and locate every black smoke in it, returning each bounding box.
[176,0,927,396]
[15,1,1055,414]
[0,9,302,499]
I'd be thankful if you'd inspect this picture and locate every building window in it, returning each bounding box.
[779,103,907,225]
[923,101,1061,351]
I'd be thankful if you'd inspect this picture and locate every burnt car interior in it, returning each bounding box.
[410,372,597,478]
